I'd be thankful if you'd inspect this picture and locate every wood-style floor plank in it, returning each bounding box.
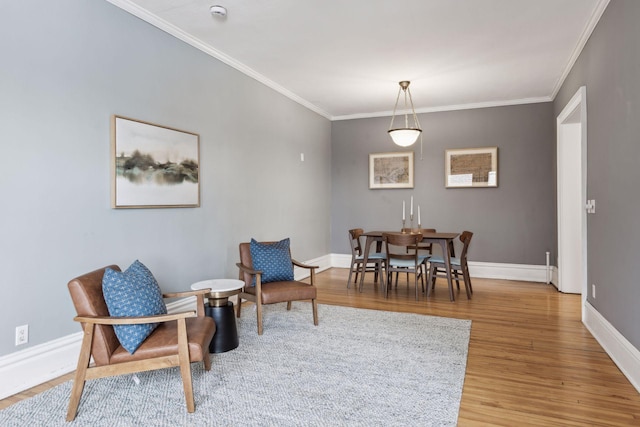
[1,268,639,426]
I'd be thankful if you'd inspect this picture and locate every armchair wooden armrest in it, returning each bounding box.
[292,259,319,270]
[73,310,196,325]
[164,288,211,316]
[163,288,211,299]
[236,262,261,276]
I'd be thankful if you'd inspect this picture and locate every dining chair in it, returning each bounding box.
[402,228,436,254]
[397,228,435,286]
[347,228,386,291]
[427,231,473,299]
[383,232,430,300]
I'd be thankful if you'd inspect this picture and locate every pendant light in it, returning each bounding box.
[388,81,422,147]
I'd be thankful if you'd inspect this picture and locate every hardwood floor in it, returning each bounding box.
[317,269,640,426]
[2,268,639,425]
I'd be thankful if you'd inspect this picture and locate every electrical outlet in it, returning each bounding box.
[592,284,596,299]
[15,324,29,346]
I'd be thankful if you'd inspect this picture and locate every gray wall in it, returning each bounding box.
[554,0,640,349]
[331,103,555,264]
[0,1,331,356]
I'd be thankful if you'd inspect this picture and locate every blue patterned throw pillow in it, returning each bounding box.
[102,260,168,354]
[250,238,295,285]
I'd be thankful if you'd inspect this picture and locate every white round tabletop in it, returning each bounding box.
[191,278,245,293]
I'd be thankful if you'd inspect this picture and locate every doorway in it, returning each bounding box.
[556,86,587,309]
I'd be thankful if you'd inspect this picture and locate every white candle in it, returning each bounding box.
[402,200,405,221]
[410,196,413,216]
[418,205,421,225]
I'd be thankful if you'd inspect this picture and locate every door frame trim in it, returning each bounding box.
[556,86,588,316]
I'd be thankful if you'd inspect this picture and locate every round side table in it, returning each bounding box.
[191,279,244,353]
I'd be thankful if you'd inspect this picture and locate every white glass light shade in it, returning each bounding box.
[388,128,422,147]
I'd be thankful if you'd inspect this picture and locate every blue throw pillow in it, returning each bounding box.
[102,260,168,354]
[250,238,295,285]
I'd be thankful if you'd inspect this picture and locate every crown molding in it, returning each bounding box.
[105,0,333,120]
[107,0,607,122]
[550,0,611,100]
[331,96,552,121]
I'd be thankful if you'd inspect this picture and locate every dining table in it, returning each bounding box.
[359,230,461,301]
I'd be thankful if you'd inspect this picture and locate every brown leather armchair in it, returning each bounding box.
[236,241,318,335]
[66,265,216,421]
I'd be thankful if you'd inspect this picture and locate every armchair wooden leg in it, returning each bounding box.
[66,323,94,421]
[203,347,212,371]
[177,318,195,413]
[236,295,243,318]
[287,301,292,310]
[312,299,319,326]
[257,299,263,335]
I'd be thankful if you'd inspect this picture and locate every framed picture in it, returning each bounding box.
[369,151,414,189]
[445,147,498,188]
[111,115,200,208]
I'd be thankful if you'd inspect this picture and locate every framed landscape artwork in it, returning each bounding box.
[445,147,498,188]
[111,115,200,208]
[369,151,414,189]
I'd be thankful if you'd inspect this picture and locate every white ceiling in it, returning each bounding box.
[108,0,609,120]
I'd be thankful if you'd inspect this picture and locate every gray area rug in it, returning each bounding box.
[0,304,471,426]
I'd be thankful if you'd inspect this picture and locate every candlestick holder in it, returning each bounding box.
[410,214,414,231]
[401,219,406,232]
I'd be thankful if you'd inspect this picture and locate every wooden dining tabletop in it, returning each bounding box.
[360,230,461,301]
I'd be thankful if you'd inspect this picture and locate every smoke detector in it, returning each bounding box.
[210,5,227,17]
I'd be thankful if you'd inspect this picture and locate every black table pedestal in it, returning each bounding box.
[205,302,239,353]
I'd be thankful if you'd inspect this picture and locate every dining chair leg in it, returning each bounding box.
[376,261,384,290]
[462,266,472,299]
[453,269,461,290]
[385,270,391,298]
[354,267,359,286]
[427,265,436,297]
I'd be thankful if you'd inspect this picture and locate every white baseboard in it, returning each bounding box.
[468,261,555,283]
[583,301,640,393]
[1,255,635,401]
[332,253,554,283]
[0,332,82,400]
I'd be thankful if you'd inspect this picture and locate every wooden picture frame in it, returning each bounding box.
[369,151,414,189]
[111,115,200,208]
[445,147,498,188]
